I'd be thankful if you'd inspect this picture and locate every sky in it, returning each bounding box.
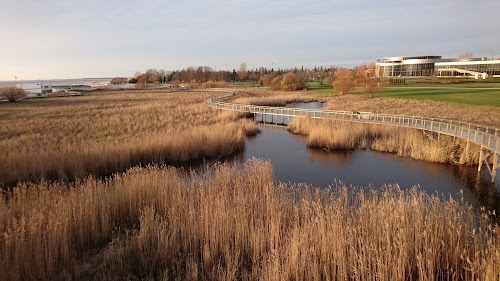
[1,0,499,80]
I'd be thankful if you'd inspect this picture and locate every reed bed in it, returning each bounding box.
[0,160,498,280]
[0,92,258,186]
[288,117,481,164]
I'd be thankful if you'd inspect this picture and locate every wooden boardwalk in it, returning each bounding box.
[205,91,500,183]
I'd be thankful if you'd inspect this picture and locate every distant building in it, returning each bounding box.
[16,83,42,96]
[375,56,500,78]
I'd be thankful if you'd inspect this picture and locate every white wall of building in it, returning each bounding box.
[16,83,42,96]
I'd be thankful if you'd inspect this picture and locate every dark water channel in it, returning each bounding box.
[237,102,500,213]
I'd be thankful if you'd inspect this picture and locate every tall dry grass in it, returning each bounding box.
[288,117,481,164]
[0,91,258,186]
[0,160,498,280]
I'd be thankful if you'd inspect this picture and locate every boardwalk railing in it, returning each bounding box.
[205,91,500,182]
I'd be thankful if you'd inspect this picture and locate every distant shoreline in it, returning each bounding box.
[0,77,114,87]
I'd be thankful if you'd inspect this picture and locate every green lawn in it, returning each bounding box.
[375,87,500,107]
[306,82,500,107]
[306,81,332,90]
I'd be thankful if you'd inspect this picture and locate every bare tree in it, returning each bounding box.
[136,75,148,89]
[237,63,248,81]
[0,87,26,102]
[158,69,166,83]
[355,64,384,98]
[332,68,355,95]
[316,66,330,88]
[458,51,474,60]
[270,75,282,90]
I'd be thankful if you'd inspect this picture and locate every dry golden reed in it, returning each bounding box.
[0,160,498,280]
[288,117,481,164]
[0,91,258,186]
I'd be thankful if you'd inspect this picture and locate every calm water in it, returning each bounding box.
[256,102,328,125]
[236,125,499,209]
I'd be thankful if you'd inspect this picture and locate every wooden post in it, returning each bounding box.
[492,153,498,183]
[478,147,483,172]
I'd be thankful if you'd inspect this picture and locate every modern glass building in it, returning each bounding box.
[375,56,442,77]
[375,56,500,78]
[435,59,500,77]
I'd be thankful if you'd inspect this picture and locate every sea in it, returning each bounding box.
[0,78,113,87]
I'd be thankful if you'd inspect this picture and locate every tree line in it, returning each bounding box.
[123,63,384,96]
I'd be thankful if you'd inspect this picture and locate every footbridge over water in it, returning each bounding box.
[204,92,500,183]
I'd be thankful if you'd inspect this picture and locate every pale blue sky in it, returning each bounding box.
[1,0,499,80]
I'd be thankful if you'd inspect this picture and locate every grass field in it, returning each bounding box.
[306,81,500,107]
[376,87,500,106]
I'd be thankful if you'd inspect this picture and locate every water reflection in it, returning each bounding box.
[286,102,327,109]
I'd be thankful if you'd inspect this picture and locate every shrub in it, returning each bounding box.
[267,73,306,91]
[0,87,26,102]
[281,73,306,91]
[259,73,278,87]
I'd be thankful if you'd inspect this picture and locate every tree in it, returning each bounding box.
[265,72,307,91]
[259,72,278,87]
[354,64,384,98]
[332,68,354,95]
[237,63,248,81]
[459,51,474,60]
[270,75,282,90]
[136,75,148,89]
[281,73,306,91]
[145,69,160,84]
[0,87,26,102]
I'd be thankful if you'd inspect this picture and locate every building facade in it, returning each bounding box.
[375,56,500,78]
[15,82,43,96]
